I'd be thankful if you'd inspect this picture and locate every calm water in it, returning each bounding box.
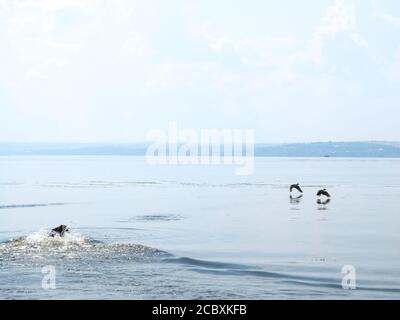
[0,156,400,299]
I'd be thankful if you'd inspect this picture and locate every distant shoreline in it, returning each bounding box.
[1,141,400,158]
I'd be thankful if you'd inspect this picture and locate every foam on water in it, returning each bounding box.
[27,229,89,246]
[42,181,161,188]
[119,214,184,223]
[0,229,169,263]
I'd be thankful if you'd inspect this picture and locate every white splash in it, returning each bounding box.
[25,229,88,245]
[1,229,93,253]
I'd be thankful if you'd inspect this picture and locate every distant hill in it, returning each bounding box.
[371,141,400,148]
[0,143,149,156]
[254,142,400,158]
[0,141,399,158]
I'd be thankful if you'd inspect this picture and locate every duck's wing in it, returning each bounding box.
[325,191,331,197]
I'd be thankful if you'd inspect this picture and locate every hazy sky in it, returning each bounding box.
[0,0,399,143]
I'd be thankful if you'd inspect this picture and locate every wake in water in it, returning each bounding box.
[118,214,184,223]
[0,203,69,210]
[1,230,399,299]
[162,257,400,294]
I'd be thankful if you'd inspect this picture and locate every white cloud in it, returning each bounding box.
[0,0,88,87]
[376,11,400,27]
[145,60,196,90]
[387,46,400,80]
[0,0,155,88]
[292,0,368,67]
[371,0,400,27]
[198,22,299,71]
[198,0,368,74]
[15,0,88,11]
[370,1,400,81]
[1,0,399,142]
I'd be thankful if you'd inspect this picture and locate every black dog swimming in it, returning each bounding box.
[49,225,69,237]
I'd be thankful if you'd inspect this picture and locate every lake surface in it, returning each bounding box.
[0,156,400,299]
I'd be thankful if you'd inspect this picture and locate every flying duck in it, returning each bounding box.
[289,183,303,193]
[317,189,331,197]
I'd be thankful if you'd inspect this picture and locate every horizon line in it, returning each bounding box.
[0,140,398,145]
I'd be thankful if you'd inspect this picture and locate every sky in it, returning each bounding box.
[0,0,399,143]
